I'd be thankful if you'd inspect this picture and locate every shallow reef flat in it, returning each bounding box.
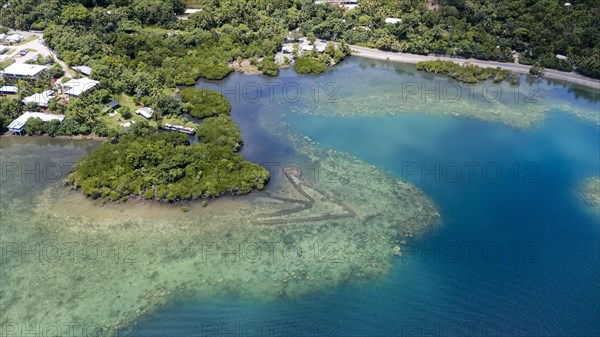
[291,75,599,128]
[580,177,600,210]
[0,138,439,336]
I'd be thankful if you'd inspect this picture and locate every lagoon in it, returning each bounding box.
[1,57,598,336]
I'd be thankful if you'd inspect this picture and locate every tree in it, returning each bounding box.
[180,88,230,118]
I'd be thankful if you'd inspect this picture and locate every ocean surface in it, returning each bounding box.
[2,57,599,336]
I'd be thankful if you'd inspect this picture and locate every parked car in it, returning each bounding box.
[18,49,28,56]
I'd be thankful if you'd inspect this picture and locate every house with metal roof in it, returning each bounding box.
[22,90,55,107]
[1,63,48,80]
[7,112,65,134]
[61,77,99,97]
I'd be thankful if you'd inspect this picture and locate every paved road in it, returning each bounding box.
[3,30,74,77]
[350,45,600,90]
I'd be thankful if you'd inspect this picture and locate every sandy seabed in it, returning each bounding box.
[0,136,439,336]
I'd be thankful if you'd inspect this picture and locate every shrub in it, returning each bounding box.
[258,58,279,77]
[180,88,230,118]
[119,106,133,119]
[529,65,545,77]
[294,56,327,74]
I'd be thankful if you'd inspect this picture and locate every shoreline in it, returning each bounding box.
[0,133,107,141]
[350,45,600,90]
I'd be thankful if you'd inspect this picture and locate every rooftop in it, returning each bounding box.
[0,85,18,93]
[22,90,55,107]
[7,111,65,132]
[135,107,154,119]
[72,65,92,76]
[62,77,100,96]
[1,63,48,77]
[384,18,402,24]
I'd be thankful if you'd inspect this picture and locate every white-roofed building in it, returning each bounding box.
[62,77,99,97]
[301,44,314,52]
[384,18,402,24]
[135,107,154,119]
[0,86,18,94]
[179,8,202,20]
[120,120,136,128]
[556,54,569,60]
[22,90,55,107]
[315,42,327,53]
[72,65,92,76]
[7,111,65,133]
[1,63,48,80]
[6,34,24,43]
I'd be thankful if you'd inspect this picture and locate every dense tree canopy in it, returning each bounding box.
[2,0,597,77]
[67,113,269,202]
[180,88,231,118]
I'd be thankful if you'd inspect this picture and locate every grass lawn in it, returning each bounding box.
[100,109,153,133]
[162,116,199,129]
[0,59,14,70]
[118,93,138,110]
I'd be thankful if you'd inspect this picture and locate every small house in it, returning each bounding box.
[0,63,48,81]
[135,107,154,119]
[72,66,92,76]
[384,18,402,24]
[6,34,24,43]
[22,90,55,107]
[62,77,99,97]
[106,100,120,110]
[0,85,18,95]
[7,111,65,134]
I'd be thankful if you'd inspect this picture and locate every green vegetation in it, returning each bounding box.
[66,120,269,202]
[0,59,15,70]
[529,65,545,77]
[416,60,513,83]
[0,99,23,131]
[1,0,596,202]
[295,56,327,74]
[65,84,268,202]
[257,58,279,77]
[294,41,350,74]
[1,0,598,78]
[180,88,230,119]
[298,0,598,78]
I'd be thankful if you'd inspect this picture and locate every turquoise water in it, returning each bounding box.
[133,58,600,336]
[1,57,596,336]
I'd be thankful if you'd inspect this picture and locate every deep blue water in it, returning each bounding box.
[136,59,600,336]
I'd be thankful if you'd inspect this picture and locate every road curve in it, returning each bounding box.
[350,45,600,90]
